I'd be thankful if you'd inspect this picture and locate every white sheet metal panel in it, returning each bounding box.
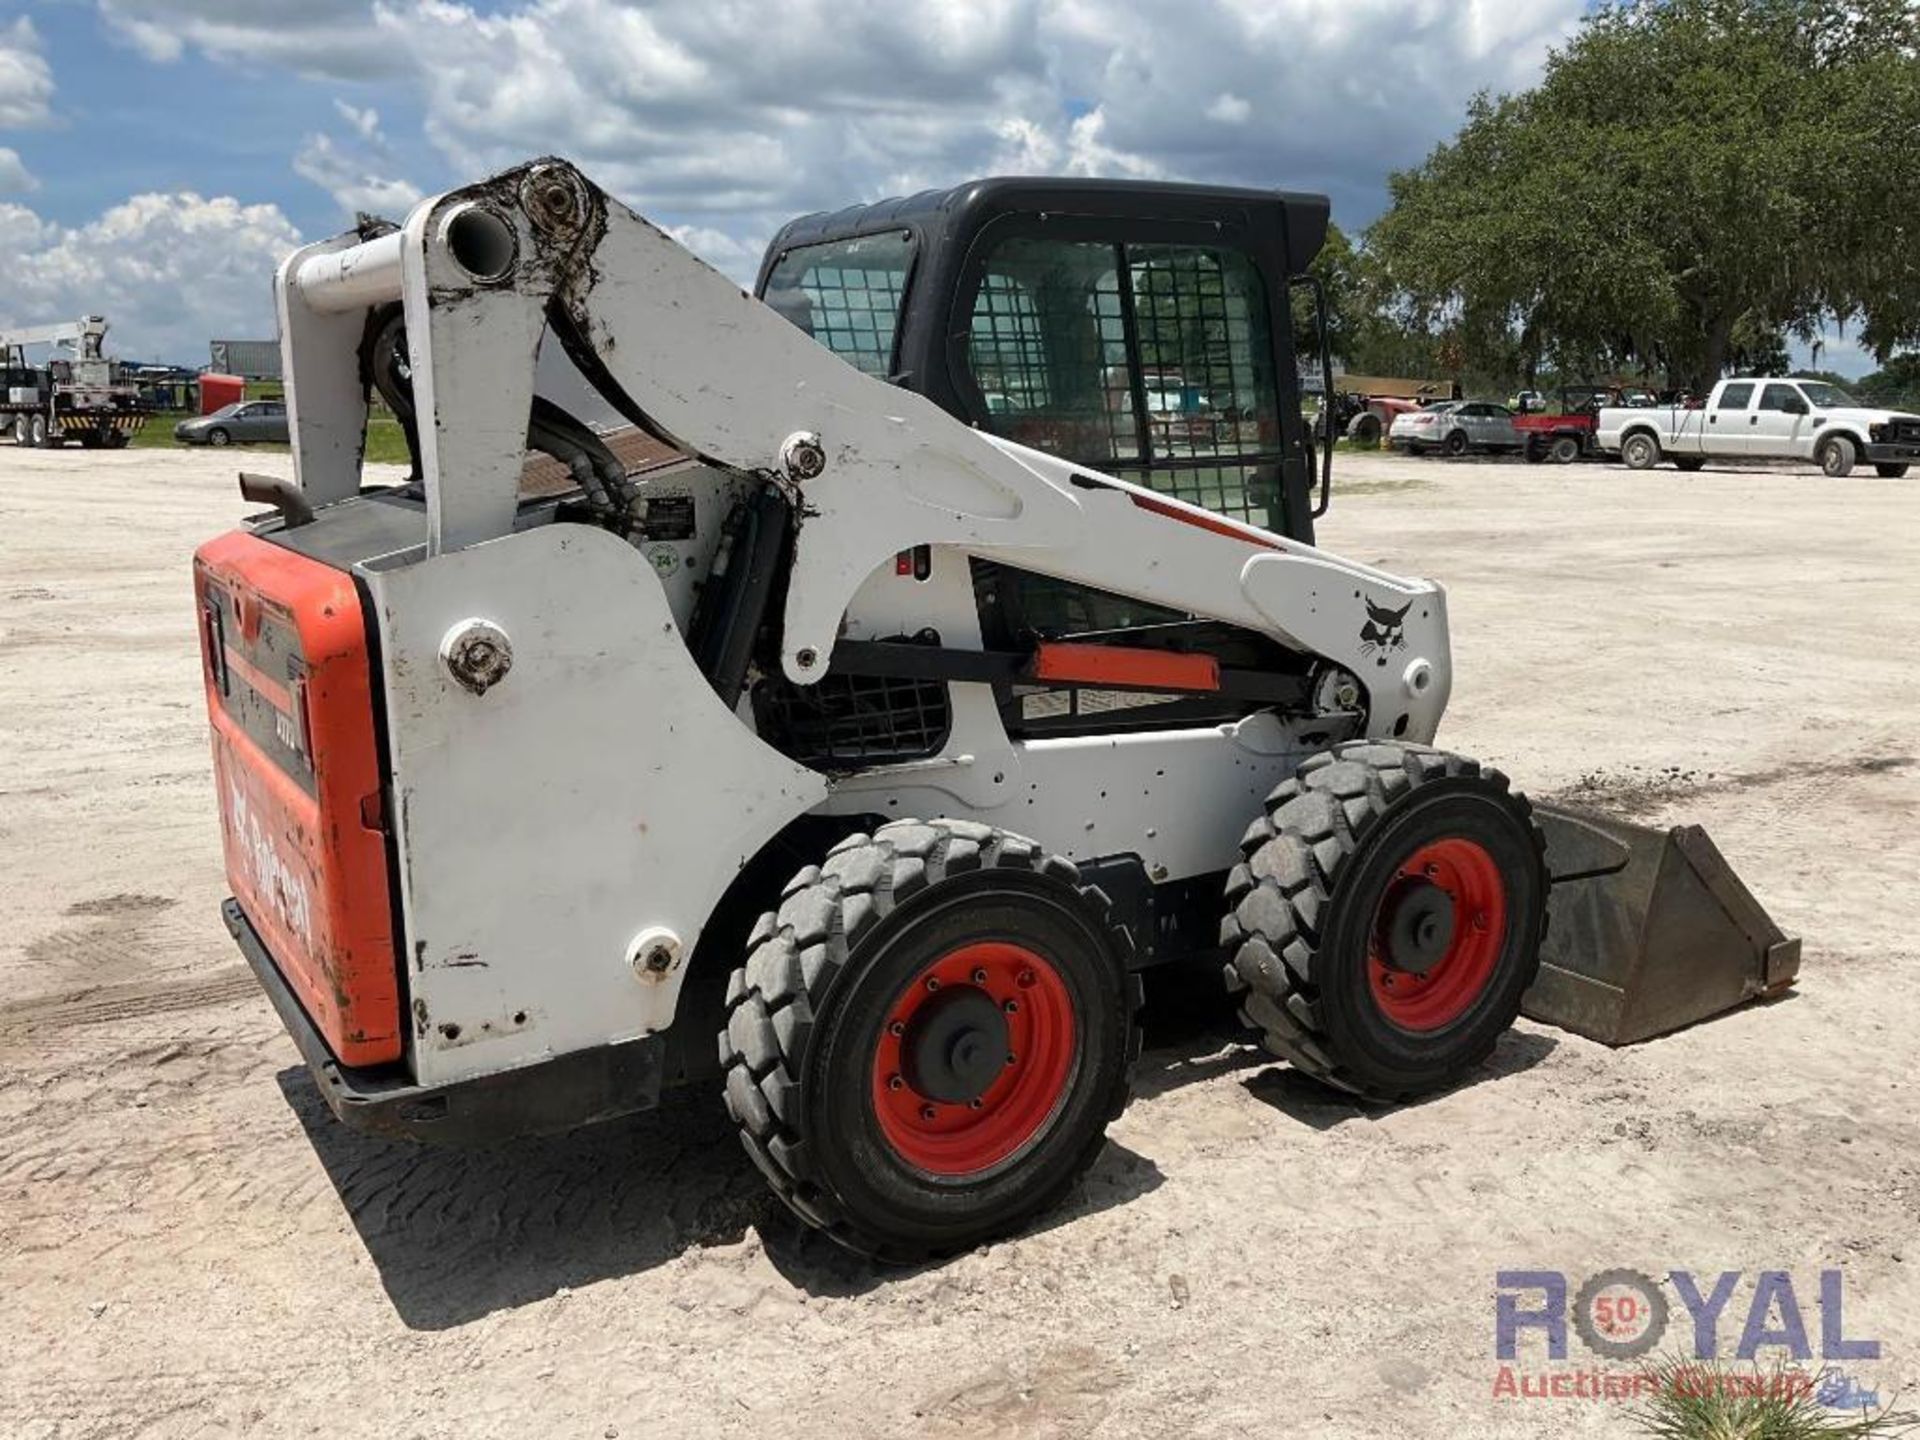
[363,522,826,1087]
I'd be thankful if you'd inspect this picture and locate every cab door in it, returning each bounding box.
[1704,381,1757,455]
[951,232,1296,536]
[1750,383,1812,459]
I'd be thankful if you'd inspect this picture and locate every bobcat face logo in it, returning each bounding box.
[1360,598,1411,667]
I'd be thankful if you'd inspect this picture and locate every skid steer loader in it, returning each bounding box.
[194,159,1797,1261]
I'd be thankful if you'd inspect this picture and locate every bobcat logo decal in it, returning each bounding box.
[1360,597,1411,667]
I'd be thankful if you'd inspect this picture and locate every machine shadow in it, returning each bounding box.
[278,1066,770,1330]
[1240,1027,1560,1131]
[280,967,1552,1324]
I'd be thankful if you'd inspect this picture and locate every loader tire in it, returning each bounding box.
[1222,742,1548,1101]
[719,818,1140,1262]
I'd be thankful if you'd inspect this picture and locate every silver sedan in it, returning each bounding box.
[1389,400,1522,456]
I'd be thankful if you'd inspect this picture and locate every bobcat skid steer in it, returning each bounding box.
[194,159,1797,1260]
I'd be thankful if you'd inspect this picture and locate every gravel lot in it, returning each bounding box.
[3,444,1916,1438]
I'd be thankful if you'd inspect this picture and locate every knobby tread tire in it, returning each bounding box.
[1220,741,1547,1101]
[719,817,1141,1261]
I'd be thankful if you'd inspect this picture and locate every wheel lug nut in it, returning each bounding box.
[1003,999,1019,1014]
[925,976,940,992]
[889,1020,905,1036]
[1017,969,1036,988]
[971,967,988,985]
[1005,1052,1018,1066]
[1424,863,1439,878]
[888,1074,903,1091]
[968,1098,983,1110]
[920,1104,937,1121]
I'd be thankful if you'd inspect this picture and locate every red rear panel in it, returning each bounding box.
[194,531,401,1066]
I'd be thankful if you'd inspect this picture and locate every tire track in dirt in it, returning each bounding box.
[0,967,257,1040]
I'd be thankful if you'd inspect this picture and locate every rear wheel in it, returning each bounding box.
[1875,462,1908,479]
[10,416,27,446]
[1547,434,1581,465]
[1346,412,1382,448]
[1222,742,1548,1100]
[1674,457,1706,473]
[1817,435,1856,478]
[1620,432,1661,470]
[1443,429,1469,457]
[29,413,49,448]
[720,818,1139,1261]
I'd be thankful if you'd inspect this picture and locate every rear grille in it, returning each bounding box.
[754,661,950,770]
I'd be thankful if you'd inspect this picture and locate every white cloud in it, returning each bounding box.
[357,0,1581,234]
[0,17,56,128]
[78,0,1590,310]
[95,0,407,79]
[1207,93,1251,125]
[662,223,766,285]
[294,132,423,218]
[333,99,384,143]
[0,147,38,194]
[0,193,302,362]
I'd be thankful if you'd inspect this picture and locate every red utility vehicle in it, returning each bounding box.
[1514,384,1657,464]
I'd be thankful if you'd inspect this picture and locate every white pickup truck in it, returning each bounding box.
[1597,377,1920,477]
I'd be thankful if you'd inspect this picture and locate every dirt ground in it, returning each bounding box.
[3,444,1916,1439]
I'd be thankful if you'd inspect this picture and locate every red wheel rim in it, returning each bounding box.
[871,941,1077,1177]
[1367,837,1508,1032]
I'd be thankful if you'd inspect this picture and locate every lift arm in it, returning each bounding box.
[275,158,1449,735]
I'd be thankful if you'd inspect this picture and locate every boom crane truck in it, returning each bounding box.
[194,161,1798,1260]
[2,315,147,448]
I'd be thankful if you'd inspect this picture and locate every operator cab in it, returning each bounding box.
[756,177,1334,547]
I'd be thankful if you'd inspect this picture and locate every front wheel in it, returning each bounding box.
[1875,462,1908,479]
[1817,435,1857,478]
[1222,742,1548,1100]
[206,427,231,447]
[1620,432,1661,470]
[1547,435,1581,465]
[720,819,1139,1261]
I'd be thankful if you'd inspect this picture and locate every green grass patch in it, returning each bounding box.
[126,414,414,467]
[1630,1356,1914,1439]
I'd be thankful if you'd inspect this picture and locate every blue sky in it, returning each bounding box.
[0,0,1880,374]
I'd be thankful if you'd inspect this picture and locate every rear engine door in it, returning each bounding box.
[193,532,401,1066]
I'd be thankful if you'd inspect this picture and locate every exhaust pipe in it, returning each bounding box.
[1522,805,1801,1045]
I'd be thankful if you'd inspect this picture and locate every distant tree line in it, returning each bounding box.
[1307,0,1920,401]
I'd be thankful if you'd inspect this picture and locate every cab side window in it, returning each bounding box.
[1715,383,1756,411]
[763,232,914,379]
[1758,384,1805,413]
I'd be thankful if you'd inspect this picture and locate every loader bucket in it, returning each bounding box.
[1520,805,1801,1045]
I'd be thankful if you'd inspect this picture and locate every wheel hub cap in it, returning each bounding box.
[1381,881,1456,976]
[871,941,1077,1177]
[900,988,1008,1104]
[1367,837,1509,1032]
